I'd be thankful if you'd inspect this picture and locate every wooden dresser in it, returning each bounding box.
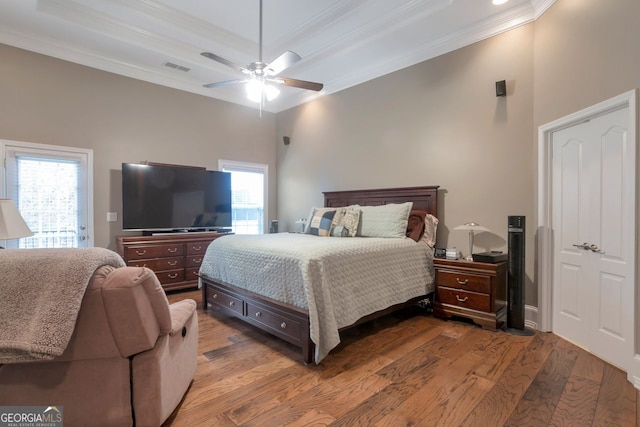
[433,258,507,330]
[116,232,227,291]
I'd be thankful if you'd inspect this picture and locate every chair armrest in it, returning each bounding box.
[169,299,197,336]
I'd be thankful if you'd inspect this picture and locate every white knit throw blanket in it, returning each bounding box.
[0,248,126,364]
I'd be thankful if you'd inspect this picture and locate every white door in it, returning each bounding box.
[551,106,633,371]
[2,140,93,248]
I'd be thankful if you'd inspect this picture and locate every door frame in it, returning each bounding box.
[536,89,638,385]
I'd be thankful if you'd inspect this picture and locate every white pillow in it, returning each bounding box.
[356,202,413,238]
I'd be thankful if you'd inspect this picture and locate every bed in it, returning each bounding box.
[199,186,439,363]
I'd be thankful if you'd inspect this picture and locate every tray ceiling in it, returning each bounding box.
[0,0,555,113]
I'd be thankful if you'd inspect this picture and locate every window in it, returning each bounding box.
[218,160,268,235]
[1,140,93,248]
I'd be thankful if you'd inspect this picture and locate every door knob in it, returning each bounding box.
[572,242,605,254]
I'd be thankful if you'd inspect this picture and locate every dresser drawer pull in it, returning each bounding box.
[168,273,178,279]
[192,258,202,263]
[213,293,218,299]
[456,278,469,285]
[192,245,202,251]
[280,322,287,329]
[255,312,262,317]
[229,301,236,307]
[167,260,178,266]
[167,248,178,253]
[135,250,146,256]
[456,295,469,302]
[207,302,212,308]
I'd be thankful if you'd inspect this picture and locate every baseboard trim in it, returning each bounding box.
[525,304,538,330]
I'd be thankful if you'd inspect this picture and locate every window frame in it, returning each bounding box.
[218,159,269,235]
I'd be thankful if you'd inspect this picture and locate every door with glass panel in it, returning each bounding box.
[3,141,92,248]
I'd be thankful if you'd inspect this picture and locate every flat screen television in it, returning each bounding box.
[122,163,232,232]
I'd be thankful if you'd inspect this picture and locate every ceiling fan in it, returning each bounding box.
[201,0,323,104]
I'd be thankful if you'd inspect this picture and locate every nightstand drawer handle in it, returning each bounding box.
[167,260,178,266]
[255,312,262,317]
[456,278,469,285]
[135,250,146,256]
[456,295,469,302]
[280,322,287,329]
[229,301,235,307]
[192,245,202,251]
[168,273,178,279]
[167,247,178,253]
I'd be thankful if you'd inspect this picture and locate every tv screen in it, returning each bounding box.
[122,163,232,232]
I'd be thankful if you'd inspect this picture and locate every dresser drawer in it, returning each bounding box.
[187,241,211,255]
[206,287,243,315]
[436,287,490,312]
[185,255,205,268]
[127,256,183,271]
[246,302,303,342]
[185,267,201,282]
[154,269,184,284]
[124,244,183,260]
[437,270,490,294]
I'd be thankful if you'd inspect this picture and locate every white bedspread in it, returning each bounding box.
[199,233,434,363]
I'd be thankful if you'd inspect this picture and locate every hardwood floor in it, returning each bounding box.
[164,290,636,427]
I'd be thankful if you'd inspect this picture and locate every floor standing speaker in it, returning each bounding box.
[506,215,533,335]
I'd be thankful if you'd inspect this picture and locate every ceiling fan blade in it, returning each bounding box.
[201,52,249,74]
[266,51,301,76]
[276,77,324,91]
[203,79,246,89]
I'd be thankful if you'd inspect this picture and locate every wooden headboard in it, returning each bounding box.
[323,186,439,218]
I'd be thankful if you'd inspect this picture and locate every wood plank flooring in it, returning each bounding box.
[163,290,636,426]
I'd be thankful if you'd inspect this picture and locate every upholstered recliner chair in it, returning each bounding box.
[0,249,198,427]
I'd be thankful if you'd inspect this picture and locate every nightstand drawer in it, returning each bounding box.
[437,270,490,294]
[436,287,490,312]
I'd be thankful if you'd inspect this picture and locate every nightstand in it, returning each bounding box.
[433,258,507,330]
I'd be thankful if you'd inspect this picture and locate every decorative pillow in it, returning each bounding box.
[422,213,439,247]
[335,208,360,237]
[356,202,413,238]
[304,207,334,234]
[307,207,344,236]
[330,226,350,237]
[406,210,427,242]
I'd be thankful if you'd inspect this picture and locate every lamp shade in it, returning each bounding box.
[0,199,34,240]
[454,222,490,232]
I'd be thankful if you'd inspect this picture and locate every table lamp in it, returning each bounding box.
[0,199,34,248]
[295,218,308,233]
[454,222,490,261]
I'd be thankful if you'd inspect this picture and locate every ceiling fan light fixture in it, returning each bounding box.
[246,79,280,103]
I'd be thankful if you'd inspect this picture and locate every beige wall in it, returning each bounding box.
[277,25,536,301]
[3,0,639,308]
[276,0,640,308]
[533,0,640,127]
[0,43,277,250]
